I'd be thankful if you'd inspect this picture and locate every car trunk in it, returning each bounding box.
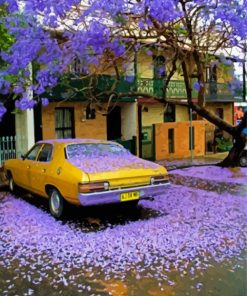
[87,167,162,189]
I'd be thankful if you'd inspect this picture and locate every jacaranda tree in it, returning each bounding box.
[0,0,246,166]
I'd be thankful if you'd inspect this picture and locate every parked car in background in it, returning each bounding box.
[3,139,169,218]
[240,128,247,167]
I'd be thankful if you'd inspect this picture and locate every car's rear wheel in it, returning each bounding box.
[123,200,139,210]
[49,188,66,219]
[240,156,247,167]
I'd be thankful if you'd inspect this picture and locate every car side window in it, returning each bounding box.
[37,144,53,162]
[25,144,43,161]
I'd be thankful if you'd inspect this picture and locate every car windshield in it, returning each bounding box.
[66,143,130,159]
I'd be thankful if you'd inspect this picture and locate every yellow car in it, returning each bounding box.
[4,139,169,218]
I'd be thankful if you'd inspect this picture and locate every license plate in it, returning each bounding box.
[120,191,140,202]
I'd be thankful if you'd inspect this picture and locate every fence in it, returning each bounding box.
[0,136,16,166]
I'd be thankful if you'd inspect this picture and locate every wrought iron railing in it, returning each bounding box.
[0,136,16,166]
[205,82,243,101]
[137,78,243,101]
[49,75,244,102]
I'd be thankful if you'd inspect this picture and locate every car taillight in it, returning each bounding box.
[150,175,169,185]
[78,181,109,193]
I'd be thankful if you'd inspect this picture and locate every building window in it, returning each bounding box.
[70,57,86,74]
[192,110,198,120]
[206,64,217,82]
[153,55,166,79]
[207,64,218,98]
[55,108,75,139]
[86,105,96,119]
[164,104,175,122]
[189,126,195,150]
[215,107,224,119]
[168,128,174,153]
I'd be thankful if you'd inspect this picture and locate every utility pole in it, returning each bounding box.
[243,53,246,102]
[189,107,193,163]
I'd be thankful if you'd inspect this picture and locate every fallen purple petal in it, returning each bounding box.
[0,166,246,293]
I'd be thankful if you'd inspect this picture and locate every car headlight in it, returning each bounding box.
[150,175,169,185]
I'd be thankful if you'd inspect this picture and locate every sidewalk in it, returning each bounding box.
[155,152,228,171]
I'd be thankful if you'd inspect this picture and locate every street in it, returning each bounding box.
[0,165,246,296]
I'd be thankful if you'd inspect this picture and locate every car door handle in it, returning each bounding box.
[27,165,30,169]
[42,169,46,173]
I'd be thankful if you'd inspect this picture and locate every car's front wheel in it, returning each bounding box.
[8,174,18,194]
[49,188,66,219]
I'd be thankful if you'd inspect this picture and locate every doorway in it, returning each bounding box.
[107,106,121,140]
[0,98,15,137]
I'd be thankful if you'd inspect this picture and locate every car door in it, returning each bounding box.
[15,144,44,190]
[29,143,53,195]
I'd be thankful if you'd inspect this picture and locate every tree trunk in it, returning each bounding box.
[190,104,247,168]
[218,133,246,167]
[218,111,247,167]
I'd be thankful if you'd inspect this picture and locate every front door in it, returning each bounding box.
[14,144,43,190]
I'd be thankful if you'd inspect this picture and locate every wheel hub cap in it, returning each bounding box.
[51,192,60,214]
[9,179,13,191]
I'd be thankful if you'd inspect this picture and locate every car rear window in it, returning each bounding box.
[66,143,130,159]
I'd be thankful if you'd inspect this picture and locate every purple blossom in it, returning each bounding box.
[0,165,246,290]
[227,79,242,91]
[13,85,24,94]
[146,50,153,56]
[0,103,7,121]
[0,0,246,101]
[0,79,11,95]
[41,97,49,107]
[0,0,18,13]
[193,81,204,92]
[15,98,37,111]
[124,76,135,83]
[66,143,159,173]
[139,20,146,29]
[219,54,233,66]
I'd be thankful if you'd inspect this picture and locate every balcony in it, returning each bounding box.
[205,81,244,102]
[137,79,193,98]
[137,78,243,102]
[47,75,244,103]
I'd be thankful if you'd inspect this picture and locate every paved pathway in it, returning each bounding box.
[156,152,228,171]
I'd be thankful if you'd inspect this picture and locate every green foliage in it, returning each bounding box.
[174,24,188,37]
[114,12,127,25]
[215,137,233,152]
[0,5,14,49]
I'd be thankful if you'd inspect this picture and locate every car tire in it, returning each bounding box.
[239,156,247,167]
[123,200,139,210]
[8,174,18,194]
[49,188,66,219]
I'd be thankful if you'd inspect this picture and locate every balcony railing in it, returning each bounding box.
[205,81,244,102]
[137,79,195,98]
[137,78,243,102]
[48,75,244,102]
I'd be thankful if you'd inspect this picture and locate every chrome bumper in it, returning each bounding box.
[78,182,170,206]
